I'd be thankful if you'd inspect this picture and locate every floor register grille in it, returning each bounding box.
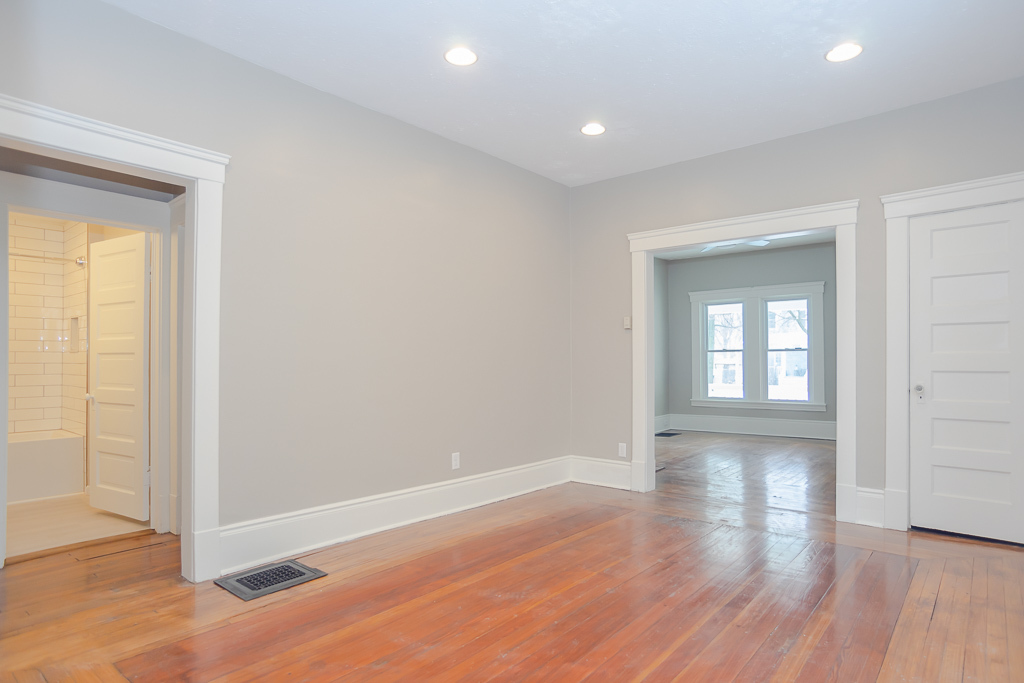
[215,560,326,601]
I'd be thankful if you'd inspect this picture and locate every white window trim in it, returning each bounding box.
[690,281,825,411]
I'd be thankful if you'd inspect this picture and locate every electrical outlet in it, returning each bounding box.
[618,443,628,459]
[452,452,460,470]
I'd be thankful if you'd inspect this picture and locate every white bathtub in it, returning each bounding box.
[7,430,85,503]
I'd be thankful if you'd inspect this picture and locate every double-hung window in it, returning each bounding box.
[690,282,825,411]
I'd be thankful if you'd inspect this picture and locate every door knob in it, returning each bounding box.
[914,385,924,392]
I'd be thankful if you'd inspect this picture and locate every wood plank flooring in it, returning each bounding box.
[2,433,1022,681]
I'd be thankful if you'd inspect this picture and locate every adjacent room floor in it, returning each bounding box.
[5,493,151,558]
[654,430,836,533]
[1,433,1021,681]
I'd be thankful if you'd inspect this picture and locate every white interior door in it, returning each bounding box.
[88,232,151,521]
[909,201,1024,542]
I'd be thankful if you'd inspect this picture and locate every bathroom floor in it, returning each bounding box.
[6,493,150,558]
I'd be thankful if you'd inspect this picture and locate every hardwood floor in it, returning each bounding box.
[1,433,1022,681]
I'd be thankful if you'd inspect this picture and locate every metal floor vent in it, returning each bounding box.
[655,430,684,437]
[215,560,326,601]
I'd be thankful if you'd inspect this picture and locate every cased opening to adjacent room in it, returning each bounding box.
[653,239,838,527]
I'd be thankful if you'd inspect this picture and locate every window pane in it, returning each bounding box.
[707,303,743,350]
[708,351,743,398]
[767,299,808,350]
[767,350,808,401]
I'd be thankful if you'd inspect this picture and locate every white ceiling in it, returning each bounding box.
[101,0,1024,187]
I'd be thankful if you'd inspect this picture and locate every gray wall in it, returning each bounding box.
[653,258,668,417]
[5,0,1024,510]
[661,243,837,422]
[570,75,1024,490]
[0,0,572,526]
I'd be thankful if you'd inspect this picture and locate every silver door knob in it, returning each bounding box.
[914,385,924,392]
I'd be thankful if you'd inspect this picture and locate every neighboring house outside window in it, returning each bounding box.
[690,282,826,411]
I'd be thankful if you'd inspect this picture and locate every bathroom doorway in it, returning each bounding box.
[4,197,176,561]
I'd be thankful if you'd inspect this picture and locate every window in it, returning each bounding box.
[766,299,809,401]
[706,302,743,398]
[690,282,825,411]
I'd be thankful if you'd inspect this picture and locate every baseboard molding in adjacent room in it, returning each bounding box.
[663,413,836,441]
[654,414,671,432]
[219,454,634,575]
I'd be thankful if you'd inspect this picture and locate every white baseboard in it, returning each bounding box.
[654,414,671,432]
[187,527,223,583]
[570,455,632,490]
[220,455,630,576]
[663,413,836,440]
[855,487,885,528]
[884,488,909,530]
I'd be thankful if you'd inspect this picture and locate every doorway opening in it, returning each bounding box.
[650,235,839,528]
[5,209,171,560]
[629,200,862,525]
[0,93,228,581]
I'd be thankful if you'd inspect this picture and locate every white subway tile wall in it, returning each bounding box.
[63,221,88,437]
[7,212,88,436]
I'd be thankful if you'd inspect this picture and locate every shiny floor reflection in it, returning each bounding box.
[1,434,1021,681]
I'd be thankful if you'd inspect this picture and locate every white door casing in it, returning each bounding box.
[908,202,1023,542]
[628,200,859,524]
[88,232,151,521]
[0,93,228,581]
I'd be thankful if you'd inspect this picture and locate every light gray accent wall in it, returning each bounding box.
[665,243,836,421]
[653,258,668,417]
[570,75,1024,491]
[0,0,572,526]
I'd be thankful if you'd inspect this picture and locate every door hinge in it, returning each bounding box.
[144,468,151,487]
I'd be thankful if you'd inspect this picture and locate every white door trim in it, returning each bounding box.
[628,200,860,524]
[0,93,229,582]
[881,170,1024,531]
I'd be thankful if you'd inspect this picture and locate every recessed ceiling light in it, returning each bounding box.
[444,47,477,66]
[825,42,863,63]
[580,122,606,136]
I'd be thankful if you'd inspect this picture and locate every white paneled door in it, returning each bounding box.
[909,201,1024,542]
[88,232,151,521]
